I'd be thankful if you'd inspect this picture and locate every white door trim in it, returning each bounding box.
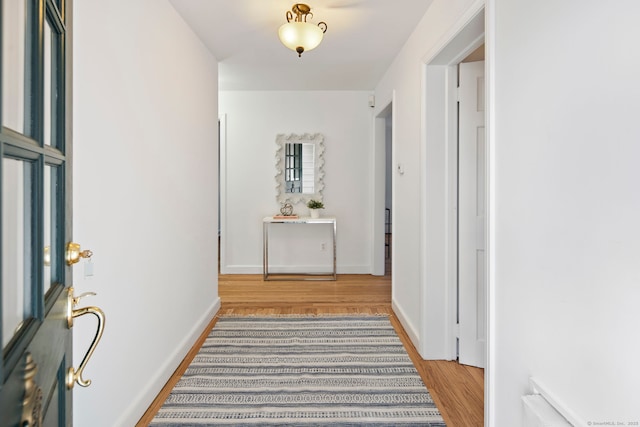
[219,114,228,274]
[419,2,485,359]
[419,1,494,426]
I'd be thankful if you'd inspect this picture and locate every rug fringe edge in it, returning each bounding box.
[217,313,391,318]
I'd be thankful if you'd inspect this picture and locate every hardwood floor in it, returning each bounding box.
[138,273,484,426]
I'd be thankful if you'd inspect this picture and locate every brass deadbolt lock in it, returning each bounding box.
[65,242,93,266]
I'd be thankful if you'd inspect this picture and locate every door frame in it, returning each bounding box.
[218,113,227,273]
[419,1,490,424]
[419,2,484,359]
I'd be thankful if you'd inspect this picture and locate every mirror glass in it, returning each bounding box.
[275,133,324,204]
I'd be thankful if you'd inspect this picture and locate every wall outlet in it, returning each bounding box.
[321,242,326,251]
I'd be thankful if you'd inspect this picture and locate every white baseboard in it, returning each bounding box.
[115,297,221,427]
[392,298,422,356]
[220,264,258,274]
[337,265,372,274]
[222,264,372,274]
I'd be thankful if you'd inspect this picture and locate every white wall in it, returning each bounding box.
[490,0,640,424]
[72,1,219,426]
[378,0,640,424]
[374,0,480,356]
[219,91,373,274]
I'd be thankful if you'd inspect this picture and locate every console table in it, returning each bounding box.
[263,216,337,281]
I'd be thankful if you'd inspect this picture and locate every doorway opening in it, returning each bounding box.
[419,6,485,365]
[373,100,393,277]
[218,114,227,274]
[384,108,393,276]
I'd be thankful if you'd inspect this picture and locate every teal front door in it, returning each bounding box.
[1,0,80,424]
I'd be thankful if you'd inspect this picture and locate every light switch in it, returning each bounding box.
[84,260,94,277]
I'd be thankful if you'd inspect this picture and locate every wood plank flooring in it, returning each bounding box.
[138,273,484,426]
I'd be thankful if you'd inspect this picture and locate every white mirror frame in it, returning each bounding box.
[275,133,325,205]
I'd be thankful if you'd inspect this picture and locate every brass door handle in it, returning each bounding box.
[66,242,93,266]
[66,290,97,329]
[66,287,105,389]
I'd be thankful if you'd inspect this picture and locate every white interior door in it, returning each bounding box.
[458,60,486,368]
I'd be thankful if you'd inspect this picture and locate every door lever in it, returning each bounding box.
[66,287,105,389]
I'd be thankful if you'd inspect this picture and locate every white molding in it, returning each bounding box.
[419,0,485,363]
[388,90,398,307]
[115,298,221,427]
[223,265,371,275]
[529,378,585,427]
[335,266,371,274]
[445,64,459,361]
[392,299,420,350]
[223,265,263,274]
[420,0,486,65]
[485,1,496,425]
[219,114,228,274]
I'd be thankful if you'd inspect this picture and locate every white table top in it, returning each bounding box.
[263,216,336,224]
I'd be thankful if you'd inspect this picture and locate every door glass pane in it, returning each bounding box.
[2,158,34,349]
[44,166,51,291]
[43,165,61,293]
[43,166,52,293]
[44,21,52,146]
[2,1,27,132]
[44,18,62,149]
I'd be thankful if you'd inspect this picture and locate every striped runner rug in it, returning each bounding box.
[150,315,446,426]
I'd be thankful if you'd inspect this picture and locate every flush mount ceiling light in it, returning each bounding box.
[278,3,327,57]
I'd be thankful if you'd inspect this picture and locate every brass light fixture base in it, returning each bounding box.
[292,3,311,16]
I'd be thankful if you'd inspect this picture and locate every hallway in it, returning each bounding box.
[139,274,484,426]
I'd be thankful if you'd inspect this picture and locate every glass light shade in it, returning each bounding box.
[278,22,324,53]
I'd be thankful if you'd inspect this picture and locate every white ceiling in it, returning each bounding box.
[169,0,435,91]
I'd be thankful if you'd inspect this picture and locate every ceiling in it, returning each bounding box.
[168,0,435,91]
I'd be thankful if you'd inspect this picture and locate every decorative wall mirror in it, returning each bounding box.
[275,133,325,204]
